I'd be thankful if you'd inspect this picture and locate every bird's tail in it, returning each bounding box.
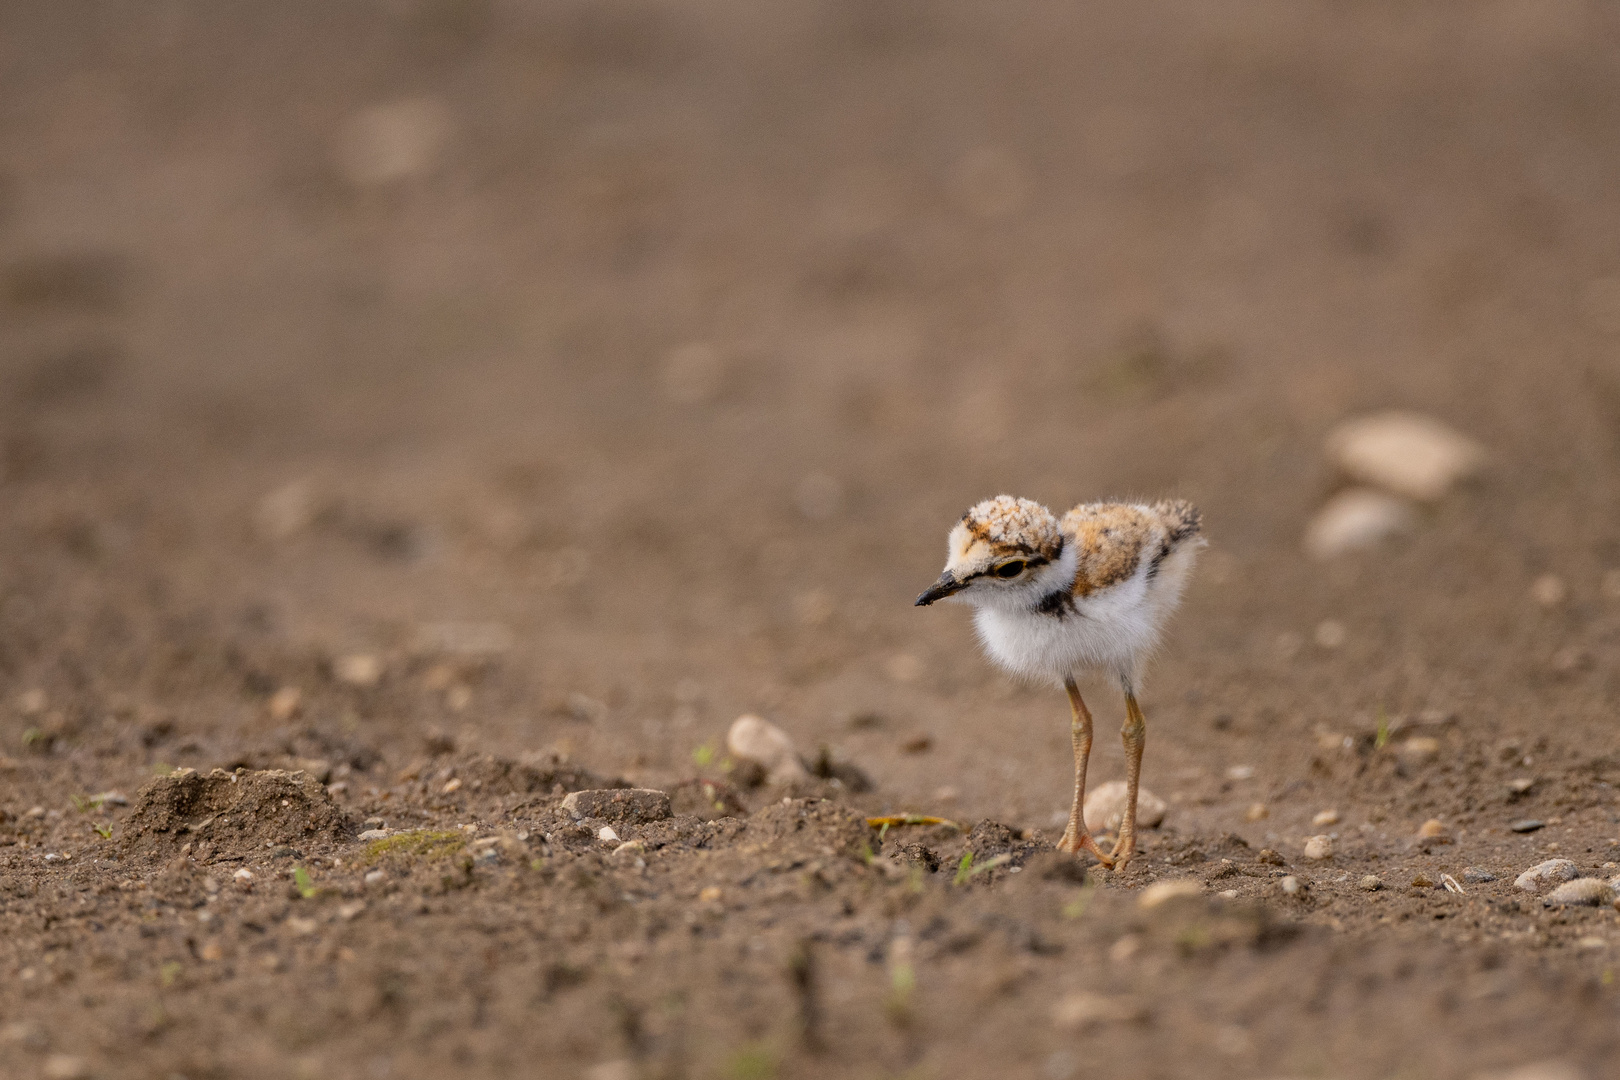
[1151,499,1203,544]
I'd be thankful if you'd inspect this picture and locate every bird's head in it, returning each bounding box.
[915,495,1065,607]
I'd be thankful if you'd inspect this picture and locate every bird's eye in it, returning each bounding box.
[995,561,1026,579]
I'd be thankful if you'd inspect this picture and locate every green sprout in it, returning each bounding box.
[953,852,974,886]
[1374,705,1390,750]
[691,742,717,768]
[69,793,91,814]
[292,866,317,899]
[93,823,112,840]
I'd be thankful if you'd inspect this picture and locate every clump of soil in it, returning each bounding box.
[118,767,354,861]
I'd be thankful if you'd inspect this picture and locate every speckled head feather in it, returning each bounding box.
[958,495,1063,561]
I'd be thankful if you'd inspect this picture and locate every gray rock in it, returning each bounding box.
[1514,858,1578,894]
[561,788,671,825]
[1359,875,1383,891]
[1509,819,1545,833]
[1462,867,1497,884]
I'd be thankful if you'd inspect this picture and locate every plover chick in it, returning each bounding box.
[916,495,1204,869]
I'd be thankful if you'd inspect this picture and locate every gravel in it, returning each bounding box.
[1514,858,1578,893]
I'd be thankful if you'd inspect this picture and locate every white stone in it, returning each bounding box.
[1303,835,1334,860]
[1543,878,1615,907]
[233,869,254,881]
[1050,991,1148,1031]
[335,654,382,687]
[1084,780,1167,832]
[1325,411,1486,502]
[1304,488,1418,559]
[597,826,619,842]
[1312,809,1340,827]
[1136,879,1201,909]
[358,829,388,841]
[726,714,809,781]
[1514,858,1578,893]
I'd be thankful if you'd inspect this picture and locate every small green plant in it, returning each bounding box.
[954,851,1011,886]
[21,727,45,748]
[1374,704,1390,749]
[691,742,717,768]
[361,829,467,867]
[953,852,974,885]
[93,823,112,840]
[69,793,91,814]
[150,762,175,776]
[292,866,317,899]
[158,960,183,988]
[724,1043,777,1080]
[1061,882,1096,920]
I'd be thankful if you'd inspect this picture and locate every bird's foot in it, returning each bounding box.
[1057,827,1114,867]
[1109,832,1137,871]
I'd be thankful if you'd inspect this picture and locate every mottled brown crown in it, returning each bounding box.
[960,495,1063,561]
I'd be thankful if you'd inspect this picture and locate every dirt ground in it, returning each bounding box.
[4,2,1620,1078]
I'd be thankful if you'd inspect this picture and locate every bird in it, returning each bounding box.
[915,495,1204,869]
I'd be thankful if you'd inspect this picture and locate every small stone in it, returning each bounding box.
[1244,803,1268,822]
[1417,819,1447,839]
[364,869,385,885]
[560,788,672,825]
[1257,848,1285,866]
[1136,879,1202,909]
[1359,875,1383,891]
[43,1055,89,1080]
[233,869,254,882]
[335,654,382,687]
[358,829,388,841]
[1050,991,1148,1031]
[1280,875,1302,895]
[1576,936,1608,950]
[698,886,722,903]
[1543,878,1615,907]
[440,777,462,795]
[1304,488,1418,559]
[1462,867,1497,884]
[267,686,301,722]
[1312,809,1340,827]
[1508,778,1535,795]
[1514,858,1578,893]
[287,916,319,936]
[1303,835,1334,860]
[612,840,646,856]
[1530,574,1567,607]
[1313,619,1348,649]
[1398,737,1441,765]
[1511,819,1546,834]
[1217,889,1239,900]
[1324,410,1486,502]
[1084,780,1168,832]
[338,900,367,921]
[1410,873,1435,889]
[1226,765,1255,781]
[597,826,619,843]
[92,791,128,807]
[725,715,809,782]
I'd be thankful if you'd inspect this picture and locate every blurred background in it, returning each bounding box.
[3,0,1620,826]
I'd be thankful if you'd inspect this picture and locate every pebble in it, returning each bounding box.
[1324,410,1486,502]
[335,654,382,688]
[1313,619,1348,649]
[1508,777,1535,795]
[1136,879,1202,909]
[1530,574,1568,607]
[1084,781,1167,832]
[364,870,385,885]
[1417,819,1447,839]
[1303,835,1334,860]
[337,900,367,921]
[1217,889,1239,900]
[1050,991,1149,1031]
[596,826,619,843]
[233,869,254,882]
[725,715,809,782]
[1244,803,1269,822]
[1542,878,1615,907]
[1514,858,1578,893]
[43,1055,89,1080]
[358,829,388,841]
[1510,819,1546,834]
[287,916,319,936]
[1359,875,1383,891]
[1398,737,1441,766]
[1462,867,1497,884]
[1280,875,1302,895]
[698,886,722,903]
[267,686,301,722]
[1304,487,1418,559]
[1312,809,1340,827]
[561,788,672,825]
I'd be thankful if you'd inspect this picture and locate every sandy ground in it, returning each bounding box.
[3,2,1620,1078]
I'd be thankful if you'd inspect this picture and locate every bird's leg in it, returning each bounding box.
[1057,677,1113,865]
[1111,691,1148,870]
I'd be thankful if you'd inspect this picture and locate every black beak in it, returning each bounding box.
[915,571,965,606]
